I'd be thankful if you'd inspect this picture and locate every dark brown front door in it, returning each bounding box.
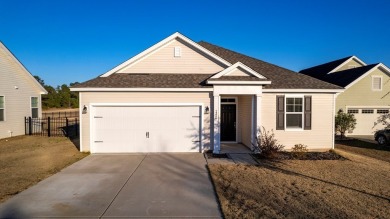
[221,104,236,141]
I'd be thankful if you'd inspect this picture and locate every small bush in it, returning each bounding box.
[292,144,308,153]
[252,127,285,157]
[291,144,308,159]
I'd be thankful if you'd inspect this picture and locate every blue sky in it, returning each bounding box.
[1,0,389,87]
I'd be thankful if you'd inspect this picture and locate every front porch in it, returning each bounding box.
[220,143,252,154]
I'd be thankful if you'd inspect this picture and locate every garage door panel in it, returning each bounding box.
[347,108,388,135]
[92,106,201,153]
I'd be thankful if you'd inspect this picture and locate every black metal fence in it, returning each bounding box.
[25,117,79,137]
[42,110,79,118]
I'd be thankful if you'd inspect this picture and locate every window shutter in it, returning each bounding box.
[276,95,284,130]
[304,96,312,130]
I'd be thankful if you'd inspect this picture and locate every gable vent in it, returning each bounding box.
[174,46,181,57]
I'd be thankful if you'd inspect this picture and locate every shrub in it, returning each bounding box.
[252,127,285,157]
[292,144,308,153]
[291,144,308,159]
[335,109,357,139]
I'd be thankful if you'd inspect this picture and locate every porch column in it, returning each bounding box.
[213,94,221,154]
[251,94,262,148]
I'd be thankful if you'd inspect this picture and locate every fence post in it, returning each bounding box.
[48,117,51,137]
[66,117,69,137]
[28,117,32,135]
[76,118,79,136]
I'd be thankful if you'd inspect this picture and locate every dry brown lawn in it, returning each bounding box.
[336,139,390,163]
[209,150,390,219]
[0,136,88,203]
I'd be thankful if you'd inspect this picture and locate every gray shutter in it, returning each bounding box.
[276,95,285,130]
[304,96,312,130]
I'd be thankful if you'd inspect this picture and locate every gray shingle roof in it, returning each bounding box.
[199,41,343,89]
[299,56,352,76]
[72,73,213,88]
[301,64,378,87]
[73,41,343,90]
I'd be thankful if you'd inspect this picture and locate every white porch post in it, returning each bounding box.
[251,94,262,149]
[213,94,221,154]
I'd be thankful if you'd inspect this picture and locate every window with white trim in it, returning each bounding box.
[372,76,382,91]
[362,109,374,114]
[377,109,389,114]
[347,109,359,114]
[285,97,303,129]
[0,96,4,121]
[31,97,38,118]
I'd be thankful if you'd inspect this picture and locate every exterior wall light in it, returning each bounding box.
[205,106,209,114]
[82,105,88,114]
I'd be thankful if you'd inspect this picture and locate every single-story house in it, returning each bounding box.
[71,32,343,153]
[0,41,47,139]
[300,56,390,135]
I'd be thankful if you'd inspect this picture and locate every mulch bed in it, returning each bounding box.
[252,151,346,160]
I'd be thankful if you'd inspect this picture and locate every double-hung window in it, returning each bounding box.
[0,96,4,121]
[286,97,303,129]
[31,97,38,118]
[276,95,312,130]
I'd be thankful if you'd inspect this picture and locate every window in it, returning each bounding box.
[221,98,236,103]
[377,109,389,114]
[362,109,374,114]
[285,97,303,129]
[0,96,4,121]
[276,95,311,130]
[31,97,38,118]
[347,109,359,114]
[372,76,382,91]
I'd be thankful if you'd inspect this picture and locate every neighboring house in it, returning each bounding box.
[71,32,343,153]
[300,56,390,135]
[0,42,47,139]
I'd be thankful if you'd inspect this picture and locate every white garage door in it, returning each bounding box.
[92,106,201,153]
[347,108,388,135]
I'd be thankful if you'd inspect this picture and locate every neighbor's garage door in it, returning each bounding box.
[92,106,201,153]
[347,108,388,135]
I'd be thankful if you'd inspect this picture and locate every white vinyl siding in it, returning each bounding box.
[0,43,45,139]
[262,93,334,151]
[285,96,303,130]
[238,96,252,147]
[118,39,225,74]
[372,76,382,91]
[31,97,38,118]
[0,96,4,121]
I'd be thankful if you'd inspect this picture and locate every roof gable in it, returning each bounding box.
[0,42,47,94]
[345,63,390,89]
[211,62,266,79]
[329,56,366,73]
[101,32,231,77]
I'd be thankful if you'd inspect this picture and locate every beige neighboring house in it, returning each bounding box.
[300,56,390,135]
[71,32,343,154]
[0,42,47,139]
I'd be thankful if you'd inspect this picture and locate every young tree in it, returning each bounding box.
[335,109,357,139]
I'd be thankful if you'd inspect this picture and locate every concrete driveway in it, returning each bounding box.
[0,154,221,218]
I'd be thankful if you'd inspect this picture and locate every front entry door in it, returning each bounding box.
[221,104,236,141]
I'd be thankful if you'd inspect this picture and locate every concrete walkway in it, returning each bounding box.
[0,154,221,218]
